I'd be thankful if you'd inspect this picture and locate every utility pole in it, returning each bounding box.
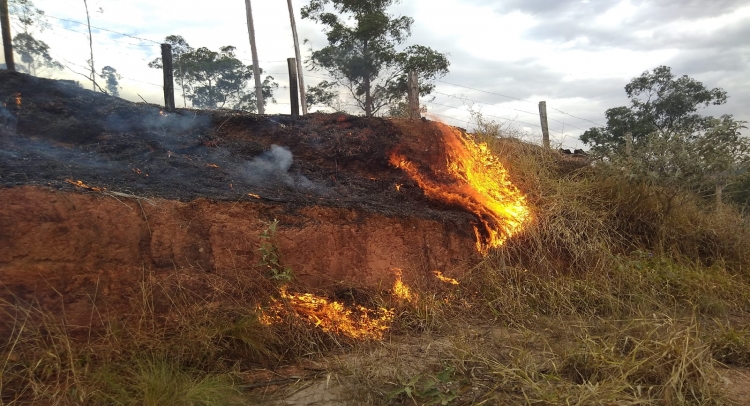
[161,44,176,112]
[1,0,15,71]
[287,0,307,115]
[538,101,550,148]
[288,58,299,119]
[244,0,264,114]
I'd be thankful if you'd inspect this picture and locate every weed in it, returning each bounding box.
[257,220,294,284]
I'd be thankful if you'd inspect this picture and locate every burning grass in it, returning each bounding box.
[3,118,750,404]
[390,123,531,253]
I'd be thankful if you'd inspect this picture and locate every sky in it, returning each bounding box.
[4,0,750,150]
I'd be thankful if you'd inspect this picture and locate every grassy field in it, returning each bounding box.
[2,126,750,405]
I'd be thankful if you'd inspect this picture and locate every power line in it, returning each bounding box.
[45,15,160,45]
[435,79,535,104]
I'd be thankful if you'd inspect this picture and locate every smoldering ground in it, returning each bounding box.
[240,144,321,192]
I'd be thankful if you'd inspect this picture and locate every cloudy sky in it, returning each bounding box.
[5,0,750,149]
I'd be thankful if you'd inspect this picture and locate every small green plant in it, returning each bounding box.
[387,367,460,405]
[257,219,293,284]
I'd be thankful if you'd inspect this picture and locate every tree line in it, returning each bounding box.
[5,0,450,117]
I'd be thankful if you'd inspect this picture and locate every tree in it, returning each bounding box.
[301,0,449,117]
[149,35,194,107]
[180,45,277,111]
[8,0,61,76]
[581,66,728,154]
[305,80,339,110]
[99,65,120,97]
[12,33,61,75]
[583,66,749,209]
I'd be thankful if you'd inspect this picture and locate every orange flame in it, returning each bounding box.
[393,269,414,302]
[248,193,261,199]
[262,287,394,340]
[395,184,402,191]
[433,271,459,285]
[65,179,104,192]
[206,164,220,169]
[389,123,530,254]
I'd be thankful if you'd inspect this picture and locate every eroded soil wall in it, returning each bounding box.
[0,187,478,315]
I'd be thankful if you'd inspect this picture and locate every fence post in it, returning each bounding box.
[716,182,724,212]
[287,0,306,115]
[538,101,550,148]
[244,0,265,115]
[407,71,420,119]
[0,0,14,72]
[625,132,633,157]
[287,58,299,120]
[161,44,175,112]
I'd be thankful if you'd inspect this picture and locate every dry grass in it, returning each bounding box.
[3,125,750,405]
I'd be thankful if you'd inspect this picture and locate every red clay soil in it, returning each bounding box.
[0,71,486,323]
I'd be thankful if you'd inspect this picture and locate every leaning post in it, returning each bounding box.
[287,58,300,120]
[538,101,550,148]
[161,44,176,112]
[0,0,14,71]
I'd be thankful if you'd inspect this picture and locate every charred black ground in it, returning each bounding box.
[0,71,474,224]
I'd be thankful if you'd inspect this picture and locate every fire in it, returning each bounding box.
[206,164,220,169]
[262,287,394,340]
[395,184,402,191]
[389,123,530,254]
[248,193,261,199]
[433,270,459,285]
[393,269,414,302]
[65,179,104,192]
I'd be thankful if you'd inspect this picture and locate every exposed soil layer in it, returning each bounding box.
[0,71,483,318]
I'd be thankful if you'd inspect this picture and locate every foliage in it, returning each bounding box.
[301,0,449,117]
[581,66,749,208]
[100,65,121,97]
[149,38,278,111]
[581,66,730,153]
[12,32,62,76]
[387,367,460,405]
[8,0,49,34]
[305,80,339,110]
[258,220,294,284]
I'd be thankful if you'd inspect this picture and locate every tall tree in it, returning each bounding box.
[581,66,728,154]
[149,35,193,107]
[12,32,61,75]
[8,0,61,76]
[100,65,120,97]
[177,45,277,111]
[301,0,449,117]
[582,66,749,207]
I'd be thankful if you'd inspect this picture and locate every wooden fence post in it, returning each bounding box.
[161,44,176,112]
[244,0,264,115]
[716,182,724,212]
[1,0,14,72]
[287,0,306,115]
[538,101,550,148]
[287,58,299,120]
[625,132,633,157]
[407,71,420,119]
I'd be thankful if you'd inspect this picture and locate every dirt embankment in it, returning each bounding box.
[0,70,487,321]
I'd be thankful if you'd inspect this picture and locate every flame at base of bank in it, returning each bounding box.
[390,123,530,253]
[260,287,394,340]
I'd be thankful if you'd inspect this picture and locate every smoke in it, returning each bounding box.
[242,145,317,191]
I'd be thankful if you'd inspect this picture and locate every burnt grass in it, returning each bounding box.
[0,70,473,224]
